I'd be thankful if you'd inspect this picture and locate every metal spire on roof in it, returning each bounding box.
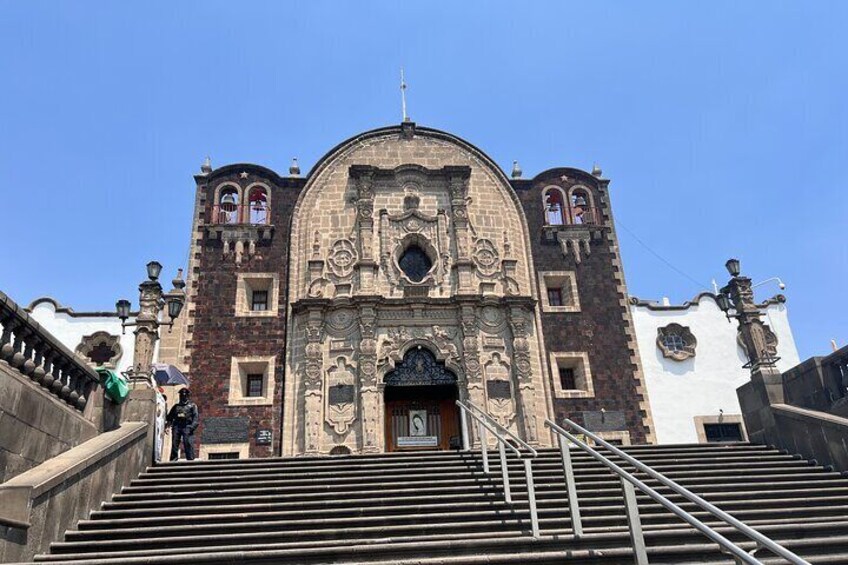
[400,68,410,122]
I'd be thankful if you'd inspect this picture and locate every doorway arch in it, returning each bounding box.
[384,347,461,451]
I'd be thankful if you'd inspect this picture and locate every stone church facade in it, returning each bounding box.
[169,123,654,458]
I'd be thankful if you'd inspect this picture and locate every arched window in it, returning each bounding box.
[248,187,268,225]
[544,188,565,225]
[219,188,239,224]
[570,189,590,225]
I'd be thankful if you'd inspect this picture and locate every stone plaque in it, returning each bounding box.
[487,379,512,400]
[201,417,249,444]
[581,410,626,432]
[255,429,272,445]
[328,384,355,405]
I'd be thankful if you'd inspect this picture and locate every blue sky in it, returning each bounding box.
[1,2,845,359]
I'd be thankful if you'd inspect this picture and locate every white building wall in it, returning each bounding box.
[631,294,800,444]
[27,298,138,374]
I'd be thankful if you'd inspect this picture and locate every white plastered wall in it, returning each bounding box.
[631,295,800,444]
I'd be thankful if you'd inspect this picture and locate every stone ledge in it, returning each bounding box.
[0,422,147,528]
[772,403,848,429]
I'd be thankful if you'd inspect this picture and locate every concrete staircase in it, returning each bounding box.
[20,442,848,564]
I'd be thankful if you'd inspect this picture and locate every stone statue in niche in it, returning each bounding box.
[325,356,357,435]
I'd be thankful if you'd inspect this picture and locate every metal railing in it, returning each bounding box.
[456,400,540,537]
[546,418,810,565]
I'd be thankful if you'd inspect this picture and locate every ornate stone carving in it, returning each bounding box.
[485,352,516,428]
[656,323,698,361]
[385,348,458,387]
[327,239,358,279]
[556,229,592,264]
[327,308,356,332]
[358,305,380,452]
[75,331,122,369]
[303,311,325,454]
[472,239,500,277]
[737,325,778,359]
[325,357,357,435]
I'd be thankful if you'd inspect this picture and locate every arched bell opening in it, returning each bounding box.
[383,347,461,452]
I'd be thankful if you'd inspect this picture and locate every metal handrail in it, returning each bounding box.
[456,400,540,537]
[546,418,810,565]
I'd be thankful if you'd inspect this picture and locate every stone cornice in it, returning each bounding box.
[629,292,787,312]
[25,297,138,318]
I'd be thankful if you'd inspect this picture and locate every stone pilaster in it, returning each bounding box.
[446,167,474,293]
[350,166,379,293]
[357,304,381,453]
[303,309,325,455]
[459,304,484,445]
[509,305,539,444]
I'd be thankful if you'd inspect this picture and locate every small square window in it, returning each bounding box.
[246,374,264,397]
[703,423,744,443]
[251,290,268,311]
[550,352,594,398]
[559,367,576,390]
[539,271,580,313]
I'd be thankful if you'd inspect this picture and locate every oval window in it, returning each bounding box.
[399,245,432,282]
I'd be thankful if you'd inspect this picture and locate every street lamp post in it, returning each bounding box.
[714,258,780,372]
[116,262,186,385]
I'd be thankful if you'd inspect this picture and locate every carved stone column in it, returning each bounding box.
[357,304,381,453]
[508,305,539,444]
[722,275,779,371]
[303,309,325,455]
[132,279,162,383]
[350,165,379,293]
[460,304,485,446]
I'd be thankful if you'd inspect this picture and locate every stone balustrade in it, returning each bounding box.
[0,290,100,412]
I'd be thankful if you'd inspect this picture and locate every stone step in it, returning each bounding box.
[35,524,848,564]
[60,503,848,546]
[121,462,836,493]
[138,449,792,478]
[84,492,848,527]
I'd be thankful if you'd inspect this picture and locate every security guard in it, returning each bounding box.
[166,388,199,461]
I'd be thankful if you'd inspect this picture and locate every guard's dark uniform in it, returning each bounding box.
[166,389,198,461]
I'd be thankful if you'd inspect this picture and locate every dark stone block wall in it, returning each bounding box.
[187,166,304,457]
[511,168,652,444]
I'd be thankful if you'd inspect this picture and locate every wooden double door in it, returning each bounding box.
[385,384,460,452]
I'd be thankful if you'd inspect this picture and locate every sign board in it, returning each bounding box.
[255,429,272,445]
[397,435,439,447]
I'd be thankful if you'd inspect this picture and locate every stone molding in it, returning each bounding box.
[549,351,595,399]
[537,270,580,313]
[693,414,747,443]
[234,272,280,317]
[656,323,697,362]
[228,355,276,406]
[74,331,123,369]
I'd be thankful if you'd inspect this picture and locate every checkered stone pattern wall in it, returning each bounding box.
[512,169,654,444]
[184,166,305,458]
